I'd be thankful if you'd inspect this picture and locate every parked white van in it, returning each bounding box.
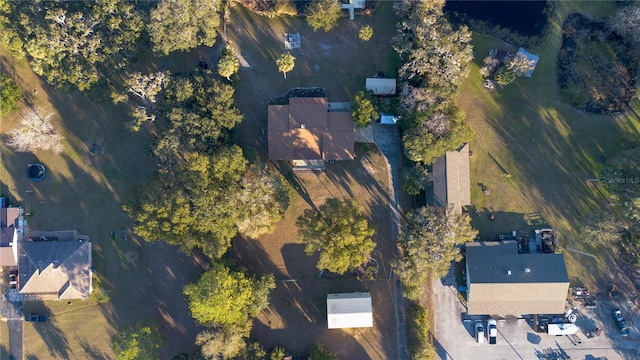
[475,321,485,343]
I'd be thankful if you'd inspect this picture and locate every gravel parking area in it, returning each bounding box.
[433,267,640,360]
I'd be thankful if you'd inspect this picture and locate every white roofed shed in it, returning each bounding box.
[326,292,373,329]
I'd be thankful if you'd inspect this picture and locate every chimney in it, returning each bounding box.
[524,267,531,273]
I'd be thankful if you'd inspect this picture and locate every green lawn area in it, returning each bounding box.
[0,320,8,358]
[459,1,640,288]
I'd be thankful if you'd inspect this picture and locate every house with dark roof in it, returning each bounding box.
[18,234,92,300]
[0,207,22,267]
[429,143,471,214]
[268,96,354,167]
[465,241,569,317]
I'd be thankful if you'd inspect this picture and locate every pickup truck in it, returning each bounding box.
[613,309,630,336]
[24,313,48,322]
[487,319,497,344]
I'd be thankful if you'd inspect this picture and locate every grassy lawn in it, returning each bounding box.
[1,43,205,357]
[227,1,399,153]
[459,1,640,290]
[233,145,398,358]
[0,320,8,358]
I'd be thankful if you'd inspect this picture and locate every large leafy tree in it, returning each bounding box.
[296,198,376,274]
[308,344,338,360]
[7,108,64,153]
[162,70,243,154]
[125,147,247,258]
[402,102,473,164]
[148,0,220,55]
[306,0,342,32]
[234,165,292,239]
[111,322,165,360]
[184,262,275,328]
[0,71,21,115]
[5,0,142,91]
[196,324,250,360]
[393,0,472,105]
[394,207,478,299]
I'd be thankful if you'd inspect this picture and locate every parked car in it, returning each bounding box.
[475,321,485,344]
[613,309,630,336]
[487,319,497,344]
[24,313,48,322]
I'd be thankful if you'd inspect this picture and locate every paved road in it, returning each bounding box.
[372,123,409,360]
[1,290,23,360]
[7,319,22,360]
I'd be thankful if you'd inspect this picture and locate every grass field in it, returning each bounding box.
[0,40,207,358]
[458,1,640,292]
[0,320,8,358]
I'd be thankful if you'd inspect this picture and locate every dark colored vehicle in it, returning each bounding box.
[24,313,48,322]
[613,309,630,336]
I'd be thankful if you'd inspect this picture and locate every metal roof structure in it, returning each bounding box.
[465,242,569,316]
[365,78,397,95]
[327,292,373,329]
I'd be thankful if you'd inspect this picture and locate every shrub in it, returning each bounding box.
[359,25,373,41]
[0,71,21,115]
[408,304,434,360]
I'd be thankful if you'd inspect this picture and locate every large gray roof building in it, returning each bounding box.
[465,241,569,317]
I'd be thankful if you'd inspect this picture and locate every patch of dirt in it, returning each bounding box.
[557,13,639,114]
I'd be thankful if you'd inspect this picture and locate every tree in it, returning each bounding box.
[359,25,373,41]
[112,71,169,131]
[183,262,276,327]
[402,166,428,196]
[0,71,21,115]
[5,0,142,90]
[306,0,342,32]
[608,5,640,45]
[125,147,248,258]
[269,347,287,360]
[275,53,295,79]
[296,198,376,274]
[308,344,338,360]
[218,45,239,81]
[234,165,292,239]
[196,324,250,360]
[148,0,220,55]
[392,0,473,104]
[6,108,64,153]
[350,91,377,127]
[111,322,165,360]
[394,207,478,299]
[402,103,473,164]
[580,211,626,245]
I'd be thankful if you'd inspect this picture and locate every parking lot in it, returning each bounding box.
[433,268,640,360]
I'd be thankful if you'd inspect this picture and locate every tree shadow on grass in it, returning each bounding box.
[32,320,71,359]
[25,354,39,360]
[74,333,109,360]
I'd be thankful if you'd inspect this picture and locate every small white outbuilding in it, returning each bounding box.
[326,292,373,329]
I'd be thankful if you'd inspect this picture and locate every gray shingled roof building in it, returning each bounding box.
[430,143,470,215]
[19,239,92,300]
[465,241,569,317]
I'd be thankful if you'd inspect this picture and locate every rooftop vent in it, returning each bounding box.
[300,123,306,129]
[524,267,531,273]
[507,270,512,276]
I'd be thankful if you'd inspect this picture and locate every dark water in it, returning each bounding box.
[444,0,548,37]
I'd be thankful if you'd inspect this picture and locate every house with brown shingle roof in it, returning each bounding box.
[268,95,354,167]
[18,235,92,300]
[430,143,470,214]
[465,241,569,317]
